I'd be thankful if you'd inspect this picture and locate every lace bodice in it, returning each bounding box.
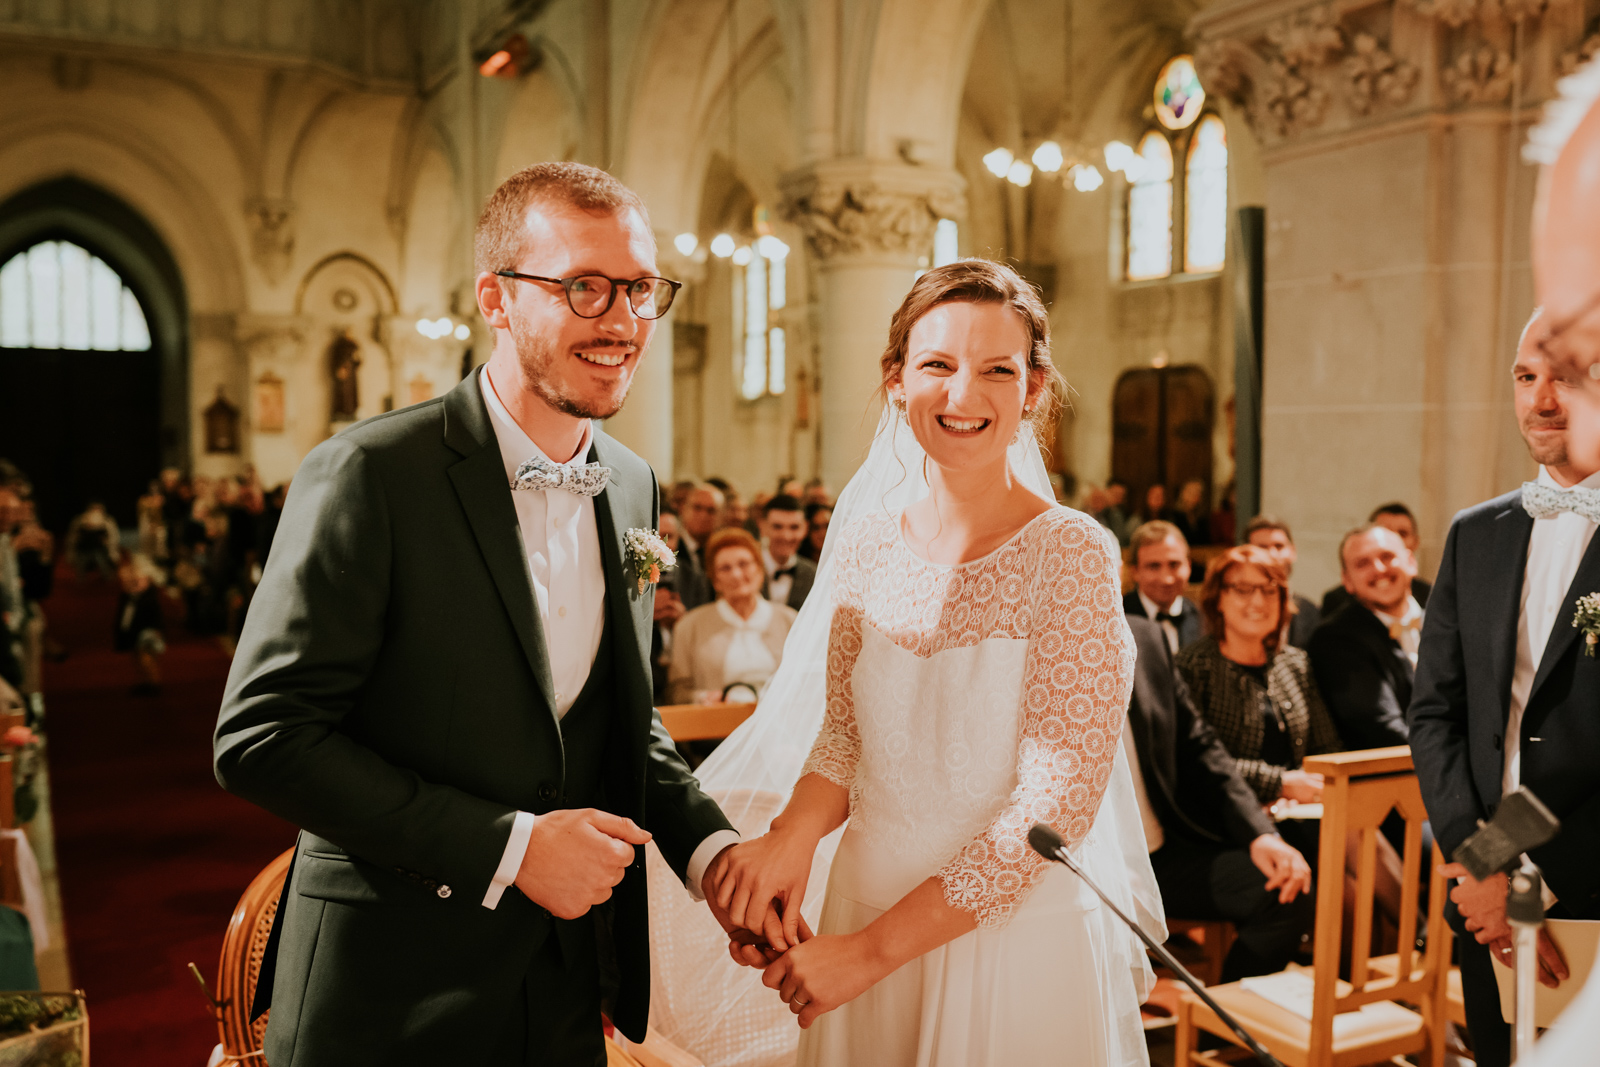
[800,507,1135,927]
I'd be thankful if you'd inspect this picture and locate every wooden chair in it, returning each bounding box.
[1165,918,1237,988]
[1173,747,1452,1067]
[656,703,756,743]
[202,850,705,1066]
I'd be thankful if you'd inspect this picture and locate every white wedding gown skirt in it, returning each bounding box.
[796,627,1150,1067]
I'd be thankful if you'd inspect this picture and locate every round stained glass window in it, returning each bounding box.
[1154,55,1206,131]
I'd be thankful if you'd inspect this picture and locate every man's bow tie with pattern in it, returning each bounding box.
[512,455,611,497]
[1522,481,1600,524]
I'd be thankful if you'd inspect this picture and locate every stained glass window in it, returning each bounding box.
[1155,55,1206,132]
[1127,132,1174,281]
[735,235,790,400]
[0,240,151,350]
[1185,115,1228,273]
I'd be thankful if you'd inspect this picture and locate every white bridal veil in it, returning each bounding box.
[642,410,1167,1067]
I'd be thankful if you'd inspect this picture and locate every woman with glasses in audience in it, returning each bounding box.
[1177,544,1404,949]
[667,528,797,706]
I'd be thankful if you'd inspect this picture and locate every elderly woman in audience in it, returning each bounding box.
[668,528,798,705]
[1177,544,1404,945]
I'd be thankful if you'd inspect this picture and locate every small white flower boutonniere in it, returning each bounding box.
[624,528,677,596]
[1573,593,1600,657]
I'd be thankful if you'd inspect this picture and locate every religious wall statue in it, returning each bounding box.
[255,372,285,433]
[204,387,240,454]
[329,329,361,421]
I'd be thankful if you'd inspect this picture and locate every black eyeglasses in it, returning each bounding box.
[494,271,682,320]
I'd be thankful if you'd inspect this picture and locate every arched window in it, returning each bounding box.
[1126,132,1174,281]
[0,240,151,351]
[1184,115,1228,274]
[734,234,789,400]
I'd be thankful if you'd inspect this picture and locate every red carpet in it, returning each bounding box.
[41,571,295,1067]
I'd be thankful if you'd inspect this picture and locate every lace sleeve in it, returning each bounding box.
[799,534,864,793]
[936,518,1135,927]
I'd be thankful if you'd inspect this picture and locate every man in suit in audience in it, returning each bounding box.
[1321,502,1433,617]
[1410,307,1595,1067]
[1124,616,1315,982]
[1307,524,1421,749]
[674,484,719,610]
[758,494,815,611]
[1123,521,1204,653]
[1244,516,1321,648]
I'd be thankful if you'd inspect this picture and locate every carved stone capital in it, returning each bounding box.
[780,161,965,262]
[245,197,297,284]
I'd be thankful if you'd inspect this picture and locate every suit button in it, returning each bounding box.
[538,783,557,802]
[437,885,452,899]
[1494,734,1503,750]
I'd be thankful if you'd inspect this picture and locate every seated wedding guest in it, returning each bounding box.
[801,478,832,507]
[1244,515,1321,647]
[1175,546,1339,810]
[1209,479,1237,546]
[1095,479,1135,546]
[798,500,831,562]
[677,483,721,608]
[114,554,165,697]
[1170,479,1210,546]
[720,492,751,533]
[667,528,798,705]
[651,509,687,703]
[65,500,120,580]
[1140,482,1168,525]
[1321,502,1433,616]
[1124,521,1204,653]
[759,494,815,610]
[777,476,804,500]
[1307,524,1421,749]
[1124,615,1315,982]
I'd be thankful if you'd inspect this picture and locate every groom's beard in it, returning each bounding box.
[509,314,635,421]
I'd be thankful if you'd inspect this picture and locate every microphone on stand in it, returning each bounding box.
[1028,823,1285,1067]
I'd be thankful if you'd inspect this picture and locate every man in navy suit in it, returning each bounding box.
[1410,308,1593,1067]
[1123,521,1204,654]
[1308,524,1421,750]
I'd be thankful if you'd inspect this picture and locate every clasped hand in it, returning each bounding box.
[1439,862,1569,989]
[706,832,884,1028]
[514,808,651,919]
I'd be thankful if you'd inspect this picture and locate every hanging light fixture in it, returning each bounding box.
[673,233,699,256]
[983,148,1014,178]
[1006,160,1034,187]
[710,233,736,258]
[1032,141,1065,173]
[1069,164,1104,192]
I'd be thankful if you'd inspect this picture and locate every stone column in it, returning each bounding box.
[1191,0,1589,593]
[782,160,966,492]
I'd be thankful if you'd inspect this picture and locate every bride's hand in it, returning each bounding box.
[726,912,816,969]
[711,830,818,951]
[762,933,888,1028]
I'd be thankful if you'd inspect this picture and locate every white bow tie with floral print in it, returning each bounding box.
[512,455,611,497]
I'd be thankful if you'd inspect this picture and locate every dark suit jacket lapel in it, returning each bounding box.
[590,433,654,736]
[1489,494,1534,718]
[441,375,559,718]
[1350,606,1414,700]
[1529,525,1600,702]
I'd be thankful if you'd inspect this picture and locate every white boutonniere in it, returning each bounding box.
[1574,593,1600,657]
[624,528,677,595]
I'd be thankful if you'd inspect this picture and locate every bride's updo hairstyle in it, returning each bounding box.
[879,258,1065,430]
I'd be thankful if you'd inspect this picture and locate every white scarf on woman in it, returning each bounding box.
[715,596,777,689]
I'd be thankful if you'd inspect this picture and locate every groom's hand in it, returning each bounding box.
[514,809,652,919]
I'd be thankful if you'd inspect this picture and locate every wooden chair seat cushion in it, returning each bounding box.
[1187,982,1426,1064]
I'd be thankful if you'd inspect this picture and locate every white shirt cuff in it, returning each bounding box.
[684,829,742,901]
[482,810,537,909]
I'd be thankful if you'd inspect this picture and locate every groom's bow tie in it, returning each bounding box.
[512,455,611,497]
[1522,481,1600,524]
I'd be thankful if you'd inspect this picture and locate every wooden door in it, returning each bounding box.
[1111,364,1215,518]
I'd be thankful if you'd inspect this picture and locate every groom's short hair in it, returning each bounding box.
[474,162,652,276]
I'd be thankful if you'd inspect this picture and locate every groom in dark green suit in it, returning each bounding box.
[215,163,740,1066]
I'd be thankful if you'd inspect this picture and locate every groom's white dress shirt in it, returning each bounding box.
[478,367,736,908]
[1505,466,1600,802]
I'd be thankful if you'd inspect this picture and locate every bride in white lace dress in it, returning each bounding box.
[702,260,1158,1067]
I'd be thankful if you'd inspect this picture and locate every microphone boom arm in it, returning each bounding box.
[1028,823,1284,1067]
